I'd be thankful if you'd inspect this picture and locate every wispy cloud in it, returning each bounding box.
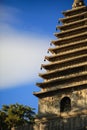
[0,5,50,89]
[0,4,20,25]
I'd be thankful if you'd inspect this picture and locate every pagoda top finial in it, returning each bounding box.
[72,0,85,8]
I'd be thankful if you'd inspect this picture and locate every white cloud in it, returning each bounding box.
[0,25,50,89]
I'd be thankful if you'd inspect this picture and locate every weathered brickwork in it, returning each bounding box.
[38,89,87,116]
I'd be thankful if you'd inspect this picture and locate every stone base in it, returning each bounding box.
[34,111,87,130]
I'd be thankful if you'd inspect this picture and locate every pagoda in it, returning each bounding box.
[33,0,87,130]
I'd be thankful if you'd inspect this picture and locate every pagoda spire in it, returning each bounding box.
[72,0,85,8]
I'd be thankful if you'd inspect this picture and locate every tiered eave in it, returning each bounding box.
[34,4,87,98]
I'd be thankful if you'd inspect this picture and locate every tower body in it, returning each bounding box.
[34,1,87,130]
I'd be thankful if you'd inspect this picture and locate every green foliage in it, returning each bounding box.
[0,110,8,130]
[0,103,35,130]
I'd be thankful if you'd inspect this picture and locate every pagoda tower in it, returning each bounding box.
[33,0,87,130]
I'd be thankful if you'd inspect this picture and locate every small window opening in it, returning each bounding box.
[60,97,71,112]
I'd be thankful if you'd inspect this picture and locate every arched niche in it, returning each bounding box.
[60,97,71,112]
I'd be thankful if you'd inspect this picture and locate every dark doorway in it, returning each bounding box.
[60,97,71,112]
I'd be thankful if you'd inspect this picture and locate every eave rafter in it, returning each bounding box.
[42,53,87,70]
[59,11,87,23]
[56,18,87,31]
[48,39,87,54]
[34,83,87,98]
[45,48,87,62]
[54,25,87,38]
[39,63,87,80]
[51,32,87,46]
[62,6,87,16]
[36,72,87,88]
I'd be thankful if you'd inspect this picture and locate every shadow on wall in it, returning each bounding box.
[11,124,33,130]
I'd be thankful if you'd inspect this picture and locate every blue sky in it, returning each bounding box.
[0,0,87,113]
